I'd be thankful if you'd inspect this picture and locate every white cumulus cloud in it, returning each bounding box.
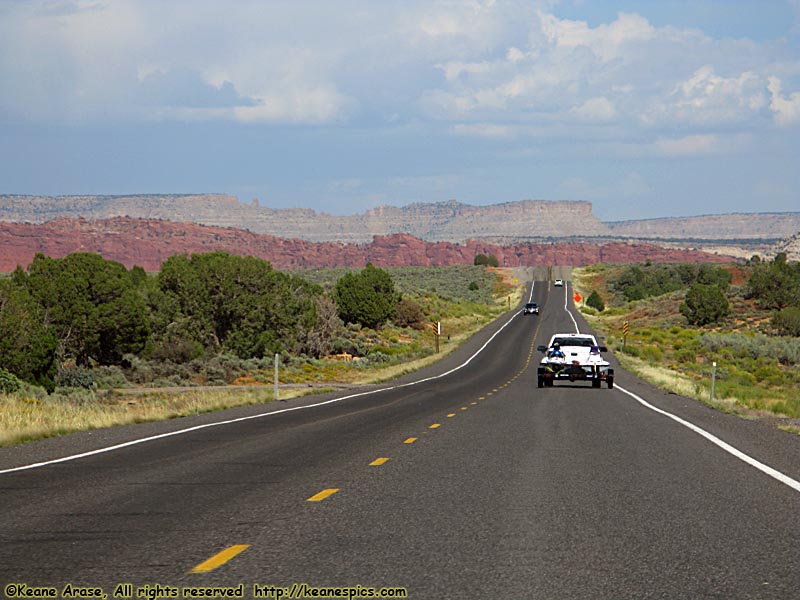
[767,76,800,126]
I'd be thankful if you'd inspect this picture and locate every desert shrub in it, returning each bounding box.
[701,332,800,367]
[680,283,730,326]
[365,351,393,363]
[641,345,663,363]
[393,298,426,329]
[468,281,480,291]
[772,307,800,337]
[586,290,605,312]
[150,336,205,363]
[56,366,96,390]
[618,344,641,358]
[746,254,800,310]
[335,264,401,329]
[0,368,22,394]
[474,254,499,267]
[92,365,130,389]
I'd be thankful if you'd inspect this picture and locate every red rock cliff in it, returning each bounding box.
[0,218,735,272]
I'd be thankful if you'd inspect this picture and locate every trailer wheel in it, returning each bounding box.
[537,376,544,388]
[607,376,614,389]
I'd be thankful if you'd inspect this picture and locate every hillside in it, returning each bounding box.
[0,195,610,242]
[0,217,735,272]
[2,194,796,249]
[606,213,800,241]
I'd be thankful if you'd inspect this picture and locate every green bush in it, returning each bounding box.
[586,290,605,312]
[335,263,401,329]
[474,254,499,267]
[641,345,664,363]
[0,367,22,394]
[680,283,730,326]
[772,307,800,337]
[56,366,97,390]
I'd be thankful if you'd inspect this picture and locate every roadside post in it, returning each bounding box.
[430,321,441,353]
[274,353,280,402]
[711,361,717,402]
[623,320,630,348]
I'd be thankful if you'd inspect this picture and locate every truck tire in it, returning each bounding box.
[607,376,614,389]
[592,378,601,388]
[538,376,544,388]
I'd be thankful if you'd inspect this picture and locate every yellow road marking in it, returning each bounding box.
[447,413,456,417]
[308,488,339,502]
[429,423,441,429]
[461,407,468,411]
[370,457,389,466]
[190,545,250,573]
[404,437,417,444]
[479,396,485,400]
[471,402,478,405]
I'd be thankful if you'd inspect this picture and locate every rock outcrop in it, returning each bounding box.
[773,232,800,262]
[0,217,736,272]
[606,213,800,241]
[3,194,797,243]
[0,195,611,242]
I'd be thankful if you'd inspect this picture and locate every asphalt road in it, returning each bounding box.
[2,267,800,599]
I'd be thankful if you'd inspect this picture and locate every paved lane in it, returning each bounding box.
[1,271,799,599]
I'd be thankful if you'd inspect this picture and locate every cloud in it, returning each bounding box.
[641,66,769,127]
[0,0,798,141]
[569,97,616,122]
[538,11,656,62]
[136,69,258,109]
[767,76,800,126]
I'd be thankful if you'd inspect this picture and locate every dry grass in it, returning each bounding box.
[0,387,310,448]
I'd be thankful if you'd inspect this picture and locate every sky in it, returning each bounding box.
[1,0,799,221]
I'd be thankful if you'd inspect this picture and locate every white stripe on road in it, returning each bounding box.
[564,278,800,494]
[615,384,800,493]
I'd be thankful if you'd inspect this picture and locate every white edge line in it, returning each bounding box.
[1,294,527,475]
[616,384,800,493]
[564,277,800,494]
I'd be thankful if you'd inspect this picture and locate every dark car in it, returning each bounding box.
[523,302,540,315]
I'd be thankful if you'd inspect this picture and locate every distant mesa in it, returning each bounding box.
[0,194,796,271]
[0,194,610,243]
[1,194,798,244]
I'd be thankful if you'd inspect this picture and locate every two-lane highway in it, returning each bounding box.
[2,270,799,599]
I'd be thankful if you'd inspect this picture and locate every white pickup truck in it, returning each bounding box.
[537,333,614,389]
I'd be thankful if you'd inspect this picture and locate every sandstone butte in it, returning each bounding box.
[0,218,736,272]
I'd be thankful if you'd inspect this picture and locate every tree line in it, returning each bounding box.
[609,256,800,330]
[0,252,411,392]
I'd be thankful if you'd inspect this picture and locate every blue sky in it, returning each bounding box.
[1,0,799,221]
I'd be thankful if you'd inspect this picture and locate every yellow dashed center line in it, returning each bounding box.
[308,488,339,502]
[460,407,468,411]
[189,545,250,574]
[370,457,390,466]
[447,413,456,417]
[429,423,441,429]
[404,437,417,444]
